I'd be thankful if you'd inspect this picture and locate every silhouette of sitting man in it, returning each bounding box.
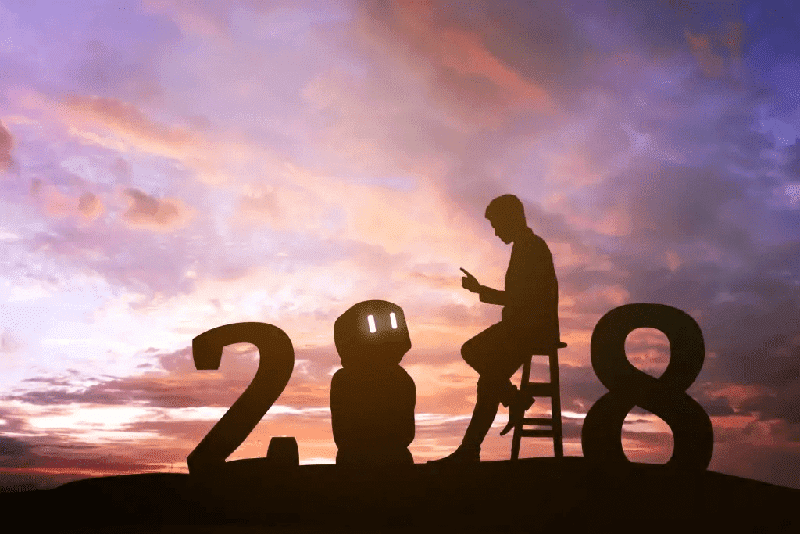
[331,300,416,467]
[432,194,559,463]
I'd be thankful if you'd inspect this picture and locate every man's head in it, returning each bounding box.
[485,194,527,244]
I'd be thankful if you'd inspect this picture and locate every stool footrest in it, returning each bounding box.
[521,417,555,426]
[520,429,555,438]
[521,383,554,396]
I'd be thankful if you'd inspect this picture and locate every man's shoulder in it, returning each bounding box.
[517,229,551,253]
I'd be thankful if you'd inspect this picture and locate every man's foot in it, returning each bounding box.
[499,391,535,436]
[428,446,480,464]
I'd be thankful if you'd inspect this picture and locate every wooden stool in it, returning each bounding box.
[510,341,567,460]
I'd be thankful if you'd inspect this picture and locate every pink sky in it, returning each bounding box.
[1,0,799,491]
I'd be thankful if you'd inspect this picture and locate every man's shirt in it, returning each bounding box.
[477,227,559,346]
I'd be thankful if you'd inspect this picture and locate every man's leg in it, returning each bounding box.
[461,323,525,407]
[460,375,506,449]
[431,324,525,463]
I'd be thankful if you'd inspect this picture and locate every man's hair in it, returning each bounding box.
[485,194,526,225]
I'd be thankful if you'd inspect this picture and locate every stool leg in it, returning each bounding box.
[511,423,522,460]
[511,358,532,460]
[549,349,563,459]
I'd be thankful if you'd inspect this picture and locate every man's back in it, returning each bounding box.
[480,228,559,346]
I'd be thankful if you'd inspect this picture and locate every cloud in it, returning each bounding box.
[0,436,31,463]
[66,95,195,150]
[42,188,105,222]
[143,0,349,39]
[740,393,800,425]
[587,162,745,244]
[0,404,166,490]
[785,140,800,178]
[0,432,155,473]
[77,192,103,219]
[121,188,192,230]
[363,1,598,106]
[0,121,14,172]
[0,330,23,354]
[142,0,232,37]
[0,341,345,481]
[9,343,340,412]
[351,0,590,128]
[684,23,743,78]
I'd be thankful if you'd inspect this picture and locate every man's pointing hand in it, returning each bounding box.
[460,268,481,293]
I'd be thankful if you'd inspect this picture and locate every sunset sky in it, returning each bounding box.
[1,0,799,492]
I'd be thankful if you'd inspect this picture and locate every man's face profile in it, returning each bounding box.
[489,217,514,244]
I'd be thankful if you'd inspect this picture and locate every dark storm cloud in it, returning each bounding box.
[587,225,800,432]
[740,393,800,426]
[785,140,800,180]
[0,405,159,491]
[542,363,605,415]
[565,96,798,430]
[698,299,799,388]
[699,395,736,417]
[605,163,748,245]
[0,473,58,493]
[1,437,151,473]
[0,436,32,463]
[605,0,745,58]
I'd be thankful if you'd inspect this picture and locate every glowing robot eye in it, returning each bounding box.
[367,315,376,333]
[390,312,397,329]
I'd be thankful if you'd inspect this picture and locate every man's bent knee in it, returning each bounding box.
[461,339,482,371]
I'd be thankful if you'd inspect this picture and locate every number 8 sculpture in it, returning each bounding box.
[581,303,713,470]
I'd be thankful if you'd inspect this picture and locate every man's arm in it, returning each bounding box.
[480,236,555,309]
[477,285,506,305]
[462,267,506,305]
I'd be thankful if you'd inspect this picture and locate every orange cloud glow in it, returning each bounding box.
[684,21,744,78]
[392,1,552,108]
[66,95,195,149]
[42,188,105,222]
[0,120,14,172]
[122,188,192,231]
[354,0,556,127]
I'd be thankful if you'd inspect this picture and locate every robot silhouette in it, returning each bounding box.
[331,300,416,467]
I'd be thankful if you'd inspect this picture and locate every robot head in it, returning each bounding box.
[334,299,412,367]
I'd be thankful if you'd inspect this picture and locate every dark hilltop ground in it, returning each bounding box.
[2,457,798,533]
